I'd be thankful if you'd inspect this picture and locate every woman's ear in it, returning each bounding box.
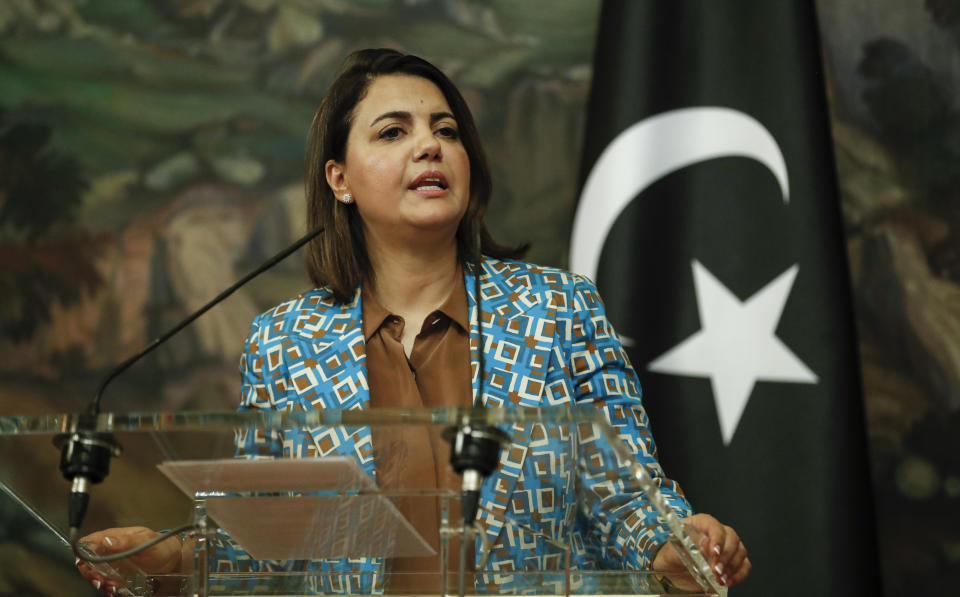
[325,159,348,197]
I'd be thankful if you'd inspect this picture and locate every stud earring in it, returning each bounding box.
[340,193,354,204]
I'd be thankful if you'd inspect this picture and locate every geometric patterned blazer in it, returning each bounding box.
[228,257,692,592]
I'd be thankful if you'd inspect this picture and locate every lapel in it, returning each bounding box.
[295,287,376,478]
[465,258,558,549]
[465,257,555,407]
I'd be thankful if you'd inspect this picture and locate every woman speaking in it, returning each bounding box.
[78,48,749,595]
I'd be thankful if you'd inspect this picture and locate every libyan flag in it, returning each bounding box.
[569,1,881,596]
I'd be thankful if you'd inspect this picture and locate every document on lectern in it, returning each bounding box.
[157,458,436,561]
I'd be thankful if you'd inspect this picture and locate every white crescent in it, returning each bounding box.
[569,107,789,283]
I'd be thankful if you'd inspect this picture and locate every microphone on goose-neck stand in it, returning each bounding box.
[57,225,325,560]
[442,227,510,596]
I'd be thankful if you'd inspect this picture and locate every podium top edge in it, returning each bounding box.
[0,405,611,436]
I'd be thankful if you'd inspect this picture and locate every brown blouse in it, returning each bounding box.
[361,270,474,587]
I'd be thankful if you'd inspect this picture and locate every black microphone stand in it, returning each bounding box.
[58,225,324,563]
[439,231,510,597]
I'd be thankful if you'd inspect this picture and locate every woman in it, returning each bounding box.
[79,48,750,594]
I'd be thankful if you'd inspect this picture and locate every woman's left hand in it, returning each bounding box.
[652,513,751,588]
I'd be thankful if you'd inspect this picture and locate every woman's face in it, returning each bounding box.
[326,74,471,249]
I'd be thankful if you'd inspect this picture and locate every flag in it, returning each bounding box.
[569,2,881,595]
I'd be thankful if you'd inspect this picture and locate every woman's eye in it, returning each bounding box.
[379,126,403,140]
[437,126,460,140]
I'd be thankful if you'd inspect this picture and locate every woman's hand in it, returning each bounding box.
[652,513,751,589]
[76,527,182,595]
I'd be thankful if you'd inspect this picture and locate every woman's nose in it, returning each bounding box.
[414,130,442,161]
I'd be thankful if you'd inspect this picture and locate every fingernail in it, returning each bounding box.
[721,574,729,585]
[713,544,721,556]
[103,536,115,546]
[714,563,724,575]
[93,580,101,590]
[75,557,81,566]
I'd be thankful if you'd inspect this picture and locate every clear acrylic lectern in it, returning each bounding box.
[0,407,724,596]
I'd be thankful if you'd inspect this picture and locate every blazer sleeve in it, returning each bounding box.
[565,274,693,571]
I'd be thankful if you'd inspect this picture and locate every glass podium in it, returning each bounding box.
[0,406,724,596]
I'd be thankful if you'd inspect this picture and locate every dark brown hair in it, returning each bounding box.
[305,48,527,303]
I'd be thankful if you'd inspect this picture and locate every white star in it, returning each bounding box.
[648,260,818,445]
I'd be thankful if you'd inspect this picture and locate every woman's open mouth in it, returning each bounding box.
[409,170,449,192]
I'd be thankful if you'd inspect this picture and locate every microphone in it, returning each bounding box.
[57,225,325,544]
[443,423,509,529]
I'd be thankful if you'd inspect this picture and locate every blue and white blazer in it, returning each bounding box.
[226,257,692,590]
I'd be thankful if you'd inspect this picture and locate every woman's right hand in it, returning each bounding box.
[76,527,183,595]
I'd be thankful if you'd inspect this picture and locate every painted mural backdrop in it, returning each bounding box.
[0,0,956,595]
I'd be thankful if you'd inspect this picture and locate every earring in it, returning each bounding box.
[340,193,354,204]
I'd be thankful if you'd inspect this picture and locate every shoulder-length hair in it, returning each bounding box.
[305,48,527,303]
